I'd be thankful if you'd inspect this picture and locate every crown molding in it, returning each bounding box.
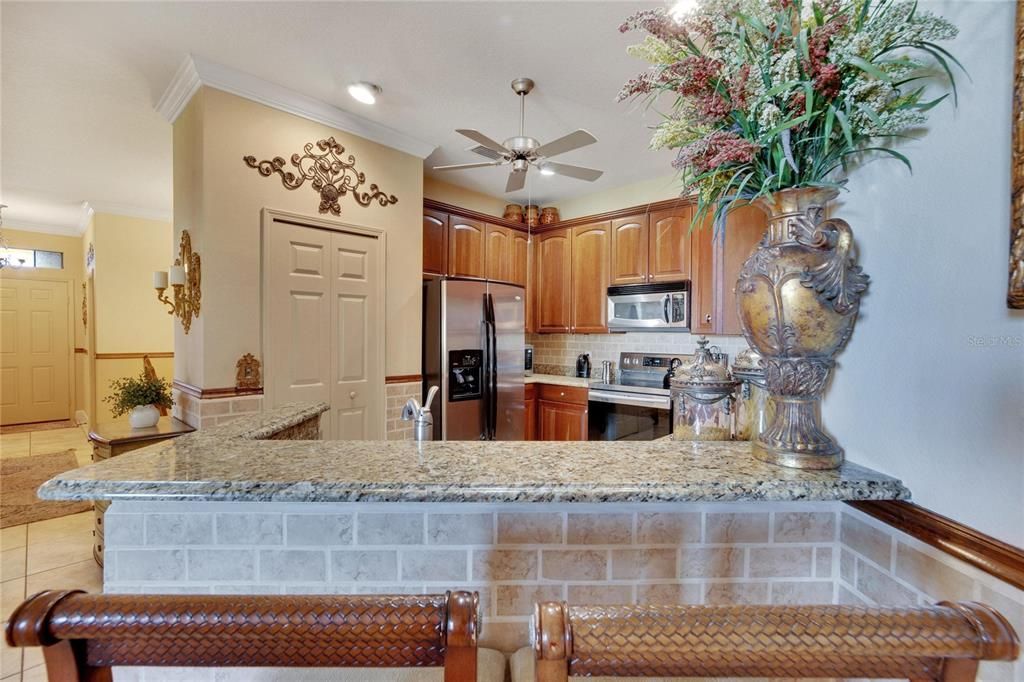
[89,201,173,223]
[3,219,82,237]
[156,54,436,160]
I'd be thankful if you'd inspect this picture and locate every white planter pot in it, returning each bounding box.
[128,404,160,429]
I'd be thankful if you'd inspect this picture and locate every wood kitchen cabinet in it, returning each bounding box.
[524,383,537,440]
[648,206,694,283]
[423,209,448,276]
[610,214,649,285]
[719,204,767,334]
[448,216,486,278]
[537,384,588,441]
[692,220,716,335]
[570,221,610,333]
[535,228,572,333]
[485,223,513,283]
[511,230,529,288]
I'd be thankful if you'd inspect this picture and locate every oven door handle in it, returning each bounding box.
[588,390,671,410]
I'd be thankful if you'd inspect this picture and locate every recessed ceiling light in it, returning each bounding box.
[670,0,698,21]
[347,82,381,105]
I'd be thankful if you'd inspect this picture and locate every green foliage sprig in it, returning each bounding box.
[619,0,964,227]
[104,371,174,417]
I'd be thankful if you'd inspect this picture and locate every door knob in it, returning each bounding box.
[349,391,357,399]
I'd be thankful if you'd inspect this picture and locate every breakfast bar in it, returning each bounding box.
[36,403,918,653]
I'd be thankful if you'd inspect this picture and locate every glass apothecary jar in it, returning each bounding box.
[671,338,738,441]
[731,347,772,442]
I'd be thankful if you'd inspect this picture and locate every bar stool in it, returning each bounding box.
[511,601,1020,681]
[6,590,506,681]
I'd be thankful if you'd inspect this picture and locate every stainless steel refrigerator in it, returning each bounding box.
[423,277,525,440]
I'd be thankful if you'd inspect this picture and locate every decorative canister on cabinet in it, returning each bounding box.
[731,347,772,442]
[503,204,524,222]
[525,204,540,227]
[540,207,560,224]
[671,338,738,441]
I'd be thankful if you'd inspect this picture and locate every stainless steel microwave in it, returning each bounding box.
[607,282,690,332]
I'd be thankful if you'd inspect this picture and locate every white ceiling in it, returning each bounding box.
[1,1,673,234]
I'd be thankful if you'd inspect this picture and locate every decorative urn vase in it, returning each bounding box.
[128,404,160,429]
[736,188,869,469]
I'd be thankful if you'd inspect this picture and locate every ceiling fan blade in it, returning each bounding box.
[535,129,598,159]
[456,129,511,155]
[505,170,527,193]
[433,161,504,171]
[543,161,604,182]
[467,145,504,160]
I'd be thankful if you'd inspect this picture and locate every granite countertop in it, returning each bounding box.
[38,403,910,504]
[525,373,590,388]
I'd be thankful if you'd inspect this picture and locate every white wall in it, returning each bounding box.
[823,0,1023,546]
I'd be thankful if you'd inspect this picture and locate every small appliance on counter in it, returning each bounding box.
[524,345,534,376]
[575,353,591,378]
[607,282,690,332]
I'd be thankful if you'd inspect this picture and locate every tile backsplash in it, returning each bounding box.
[528,332,751,377]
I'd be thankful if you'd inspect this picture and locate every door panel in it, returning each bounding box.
[535,229,571,333]
[0,278,71,425]
[266,218,383,440]
[693,218,716,335]
[649,206,693,282]
[490,282,525,441]
[448,218,486,278]
[485,224,512,283]
[440,279,487,440]
[538,400,588,441]
[610,215,649,284]
[720,205,767,335]
[423,209,448,275]
[571,222,611,333]
[511,231,529,288]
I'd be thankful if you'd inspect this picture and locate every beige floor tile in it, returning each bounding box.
[28,429,90,456]
[23,664,46,682]
[21,648,42,673]
[27,511,93,546]
[0,527,26,552]
[26,559,101,595]
[0,548,25,582]
[0,434,31,459]
[27,537,93,577]
[1,577,25,679]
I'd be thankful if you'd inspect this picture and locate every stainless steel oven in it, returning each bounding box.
[607,282,690,331]
[587,352,685,441]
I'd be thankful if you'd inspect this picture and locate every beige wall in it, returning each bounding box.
[174,87,425,389]
[0,227,87,421]
[423,176,507,217]
[557,174,684,220]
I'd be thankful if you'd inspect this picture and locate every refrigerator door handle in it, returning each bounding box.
[480,299,491,440]
[486,293,498,440]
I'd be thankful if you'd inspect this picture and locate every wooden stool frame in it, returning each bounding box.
[6,590,479,682]
[533,601,1019,681]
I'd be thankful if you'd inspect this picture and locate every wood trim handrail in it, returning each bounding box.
[533,601,1020,681]
[171,380,263,399]
[6,591,479,681]
[848,500,1024,592]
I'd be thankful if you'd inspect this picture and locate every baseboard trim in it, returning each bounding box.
[172,380,264,399]
[848,500,1024,591]
[95,352,174,360]
[385,374,422,384]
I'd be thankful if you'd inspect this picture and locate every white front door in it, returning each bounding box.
[0,278,72,425]
[265,215,384,439]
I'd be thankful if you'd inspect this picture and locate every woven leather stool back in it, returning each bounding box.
[532,601,1019,681]
[6,590,479,682]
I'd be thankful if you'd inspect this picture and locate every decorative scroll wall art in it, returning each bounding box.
[82,283,88,329]
[243,137,398,216]
[1010,5,1024,309]
[235,353,261,390]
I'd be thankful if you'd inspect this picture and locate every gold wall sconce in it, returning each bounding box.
[153,229,201,334]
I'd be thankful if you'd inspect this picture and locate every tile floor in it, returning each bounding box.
[1,426,100,681]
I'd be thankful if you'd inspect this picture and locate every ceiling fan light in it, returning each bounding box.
[347,82,381,105]
[539,165,555,176]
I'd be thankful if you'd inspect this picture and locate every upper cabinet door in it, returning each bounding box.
[448,217,486,278]
[485,224,513,283]
[720,205,768,335]
[571,222,611,334]
[511,230,530,288]
[423,209,448,275]
[648,206,694,283]
[610,215,649,285]
[535,229,572,333]
[692,220,716,335]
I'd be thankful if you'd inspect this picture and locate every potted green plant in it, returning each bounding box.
[619,0,961,468]
[105,371,174,428]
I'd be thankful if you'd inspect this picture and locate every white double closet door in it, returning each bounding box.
[265,215,384,440]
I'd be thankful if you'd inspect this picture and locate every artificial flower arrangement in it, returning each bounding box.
[618,0,962,225]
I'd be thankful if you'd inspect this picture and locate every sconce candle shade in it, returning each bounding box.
[153,271,168,289]
[169,266,186,287]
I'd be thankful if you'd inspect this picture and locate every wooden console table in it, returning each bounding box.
[88,417,194,566]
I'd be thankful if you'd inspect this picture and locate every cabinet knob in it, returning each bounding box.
[560,391,565,397]
[704,314,712,324]
[349,391,357,399]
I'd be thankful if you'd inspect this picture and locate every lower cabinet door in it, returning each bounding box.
[538,399,588,441]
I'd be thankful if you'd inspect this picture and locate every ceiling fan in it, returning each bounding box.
[433,78,604,193]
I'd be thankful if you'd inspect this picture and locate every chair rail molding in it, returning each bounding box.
[155,54,436,159]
